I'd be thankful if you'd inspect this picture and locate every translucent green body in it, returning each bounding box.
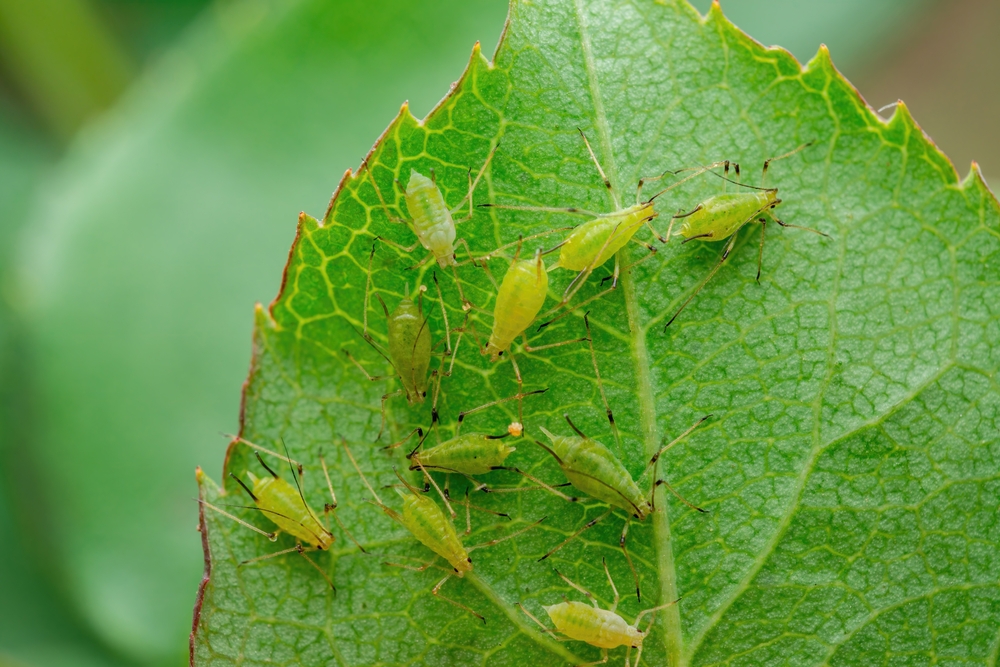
[404,171,457,268]
[553,202,656,271]
[400,491,472,575]
[486,259,548,360]
[249,472,331,549]
[539,427,650,519]
[677,190,776,241]
[386,297,430,404]
[410,434,515,476]
[545,601,642,649]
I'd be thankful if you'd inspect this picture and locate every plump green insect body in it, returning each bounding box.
[410,434,516,476]
[399,490,472,575]
[385,296,431,404]
[404,171,458,268]
[552,202,657,272]
[674,190,777,242]
[545,600,642,650]
[539,427,649,519]
[486,258,549,361]
[248,471,332,550]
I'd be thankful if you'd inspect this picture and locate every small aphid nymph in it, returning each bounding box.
[485,249,549,361]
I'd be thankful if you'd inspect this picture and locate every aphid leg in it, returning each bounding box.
[240,544,301,565]
[555,567,599,608]
[363,160,407,224]
[582,313,620,452]
[239,543,336,591]
[451,142,500,221]
[618,518,640,602]
[642,160,731,203]
[373,234,421,256]
[478,202,603,218]
[600,557,620,612]
[456,227,574,268]
[772,216,832,239]
[490,466,579,502]
[319,452,367,553]
[516,603,567,640]
[653,478,707,514]
[456,388,548,435]
[374,389,406,442]
[631,599,682,667]
[538,509,613,562]
[646,415,711,511]
[428,573,485,623]
[577,129,620,209]
[577,649,609,667]
[467,515,544,551]
[663,231,739,330]
[382,427,424,452]
[756,217,768,283]
[760,141,813,187]
[198,499,277,541]
[414,461,457,518]
[226,435,302,470]
[342,441,391,512]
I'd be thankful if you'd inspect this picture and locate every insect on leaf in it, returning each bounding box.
[193,1,1000,665]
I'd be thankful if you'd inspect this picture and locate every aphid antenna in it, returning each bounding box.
[449,141,500,220]
[277,438,317,523]
[646,415,712,512]
[702,168,775,192]
[319,449,367,553]
[577,128,621,210]
[413,461,457,518]
[465,515,545,552]
[582,313,621,452]
[760,140,815,186]
[225,434,301,470]
[538,509,613,562]
[642,160,731,203]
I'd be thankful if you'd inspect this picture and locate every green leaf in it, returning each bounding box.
[193,1,1000,665]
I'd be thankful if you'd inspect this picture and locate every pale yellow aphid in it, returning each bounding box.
[518,559,678,667]
[485,249,550,361]
[343,441,543,622]
[364,144,498,309]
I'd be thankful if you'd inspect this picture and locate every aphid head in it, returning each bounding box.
[485,342,504,362]
[628,624,645,648]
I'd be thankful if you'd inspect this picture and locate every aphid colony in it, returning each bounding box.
[201,132,829,664]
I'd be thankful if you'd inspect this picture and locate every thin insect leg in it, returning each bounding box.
[492,466,579,502]
[415,461,457,518]
[542,220,624,320]
[464,487,472,534]
[578,129,620,209]
[479,202,603,218]
[295,546,336,591]
[507,353,525,425]
[383,558,438,573]
[538,509,613,562]
[555,567,599,608]
[373,389,405,442]
[633,599,681,629]
[451,143,500,219]
[363,241,380,336]
[663,232,739,330]
[450,238,481,311]
[773,217,831,238]
[342,440,389,508]
[756,217,767,283]
[466,515,543,551]
[431,573,486,623]
[430,273,453,354]
[760,141,813,187]
[582,313,620,452]
[645,415,711,509]
[618,518,640,602]
[601,557,620,613]
[456,227,574,268]
[226,435,301,470]
[516,603,568,640]
[454,312,488,356]
[240,544,302,566]
[576,648,609,667]
[342,349,394,383]
[456,388,548,435]
[654,477,707,513]
[522,334,589,354]
[363,160,408,224]
[642,161,732,201]
[327,509,367,554]
[382,427,424,452]
[198,500,277,541]
[375,234,421,255]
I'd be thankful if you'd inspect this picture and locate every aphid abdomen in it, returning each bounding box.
[679,192,770,240]
[251,474,331,549]
[544,601,634,649]
[486,259,549,360]
[401,492,472,574]
[386,298,431,404]
[405,171,457,267]
[415,434,516,476]
[541,428,647,517]
[556,204,655,271]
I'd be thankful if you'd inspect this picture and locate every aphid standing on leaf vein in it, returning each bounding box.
[518,559,679,667]
[663,142,831,328]
[198,437,365,591]
[364,143,499,309]
[344,242,459,441]
[481,130,685,330]
[343,441,544,622]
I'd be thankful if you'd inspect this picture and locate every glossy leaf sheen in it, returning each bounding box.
[193,1,1000,665]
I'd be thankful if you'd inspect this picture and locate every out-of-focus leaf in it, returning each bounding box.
[192,0,1000,665]
[14,0,507,663]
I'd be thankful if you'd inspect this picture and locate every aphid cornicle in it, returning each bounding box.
[199,438,364,591]
[480,130,677,329]
[364,143,498,309]
[344,242,454,441]
[343,441,543,622]
[519,559,678,667]
[663,142,831,328]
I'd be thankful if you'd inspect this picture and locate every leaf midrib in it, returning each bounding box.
[569,0,685,664]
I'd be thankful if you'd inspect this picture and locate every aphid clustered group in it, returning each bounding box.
[201,131,829,666]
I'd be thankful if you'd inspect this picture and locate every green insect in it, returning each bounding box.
[518,559,678,667]
[481,130,675,329]
[199,437,364,591]
[663,143,831,328]
[344,242,457,441]
[343,441,543,622]
[364,143,498,309]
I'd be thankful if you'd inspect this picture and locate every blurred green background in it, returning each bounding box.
[0,0,995,665]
